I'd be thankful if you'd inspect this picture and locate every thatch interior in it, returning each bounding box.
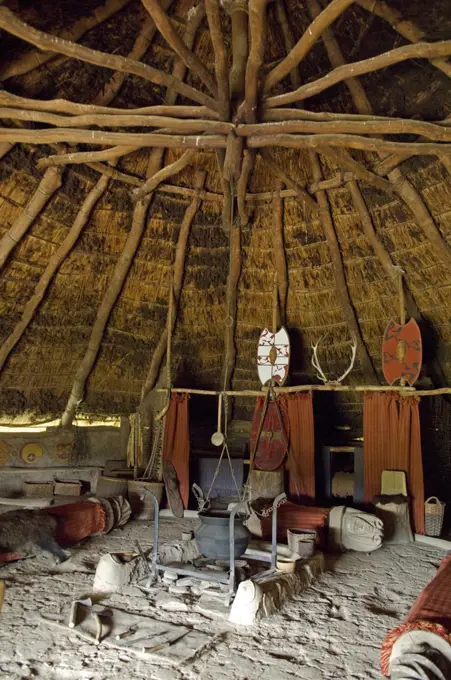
[0,0,450,425]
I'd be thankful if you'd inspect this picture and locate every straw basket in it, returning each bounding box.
[424,496,446,537]
[287,528,317,559]
[23,481,54,498]
[127,480,164,520]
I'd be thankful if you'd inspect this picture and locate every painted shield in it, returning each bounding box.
[250,398,289,471]
[257,326,290,386]
[382,318,422,386]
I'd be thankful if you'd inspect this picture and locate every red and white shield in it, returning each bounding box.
[257,327,290,386]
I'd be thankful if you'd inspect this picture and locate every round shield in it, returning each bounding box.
[251,399,289,471]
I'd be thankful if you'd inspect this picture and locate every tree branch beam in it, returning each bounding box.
[205,0,230,118]
[0,0,134,80]
[38,145,138,168]
[0,166,63,273]
[222,218,241,390]
[140,170,207,401]
[265,40,451,108]
[0,173,112,374]
[240,0,269,122]
[237,150,256,225]
[140,0,217,95]
[0,90,219,119]
[264,0,356,94]
[356,0,451,78]
[271,180,288,326]
[319,147,393,194]
[0,6,218,111]
[86,162,142,186]
[0,108,233,134]
[309,151,378,383]
[228,0,248,101]
[247,133,451,157]
[259,149,319,214]
[132,149,196,202]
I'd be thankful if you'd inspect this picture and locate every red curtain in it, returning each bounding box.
[285,393,315,503]
[363,392,424,534]
[163,394,190,508]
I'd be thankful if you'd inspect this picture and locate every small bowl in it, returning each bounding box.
[276,558,296,574]
[181,530,193,541]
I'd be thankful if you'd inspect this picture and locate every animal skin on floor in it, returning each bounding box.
[0,509,68,563]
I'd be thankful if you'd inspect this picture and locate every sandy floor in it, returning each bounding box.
[0,517,446,680]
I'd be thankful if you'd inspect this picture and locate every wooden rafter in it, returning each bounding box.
[271,180,288,326]
[0,91,219,120]
[132,149,196,202]
[140,0,218,95]
[140,170,207,402]
[227,0,249,101]
[0,143,13,161]
[0,166,63,273]
[240,0,269,123]
[319,148,392,194]
[356,0,451,78]
[0,7,218,111]
[205,0,230,118]
[259,149,319,214]
[265,40,451,108]
[0,0,134,80]
[309,151,378,383]
[237,150,256,226]
[0,173,112,374]
[248,134,451,157]
[61,0,207,424]
[264,0,355,94]
[38,146,138,168]
[222,217,241,390]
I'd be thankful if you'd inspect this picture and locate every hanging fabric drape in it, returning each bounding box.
[162,393,190,508]
[284,392,316,503]
[363,392,424,534]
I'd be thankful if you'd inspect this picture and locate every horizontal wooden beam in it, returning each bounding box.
[0,7,218,111]
[0,127,227,149]
[157,384,417,396]
[247,133,451,156]
[0,108,234,134]
[39,145,138,168]
[265,40,451,108]
[0,91,220,119]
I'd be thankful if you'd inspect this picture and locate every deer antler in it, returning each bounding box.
[311,333,329,384]
[311,332,357,385]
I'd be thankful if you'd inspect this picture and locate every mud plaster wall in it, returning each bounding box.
[0,424,127,496]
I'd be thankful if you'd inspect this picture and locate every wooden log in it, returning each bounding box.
[238,118,451,142]
[265,40,451,108]
[237,150,256,225]
[0,108,233,134]
[223,133,244,183]
[205,0,230,118]
[264,0,355,94]
[0,142,13,160]
[0,166,63,273]
[0,128,227,149]
[228,0,249,101]
[259,149,319,214]
[0,7,218,111]
[0,174,112,374]
[38,145,138,168]
[86,162,142,186]
[240,0,269,123]
[61,0,207,425]
[140,171,207,402]
[0,0,134,80]
[248,133,451,157]
[132,149,196,202]
[356,0,451,78]
[159,384,416,396]
[275,0,301,90]
[222,218,241,390]
[309,151,378,383]
[271,181,288,326]
[0,91,219,119]
[141,0,217,95]
[320,147,392,194]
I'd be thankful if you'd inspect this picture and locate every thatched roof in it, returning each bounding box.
[0,0,450,422]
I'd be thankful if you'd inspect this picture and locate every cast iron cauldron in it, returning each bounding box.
[194,510,250,561]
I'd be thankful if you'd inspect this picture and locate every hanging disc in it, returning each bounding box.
[163,461,184,519]
[20,443,43,465]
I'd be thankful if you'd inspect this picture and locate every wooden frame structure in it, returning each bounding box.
[0,0,450,422]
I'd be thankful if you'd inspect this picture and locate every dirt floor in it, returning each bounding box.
[0,516,446,680]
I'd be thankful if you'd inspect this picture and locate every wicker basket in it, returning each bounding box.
[96,476,128,498]
[127,480,164,520]
[23,481,54,498]
[287,528,317,559]
[54,480,82,497]
[424,496,446,537]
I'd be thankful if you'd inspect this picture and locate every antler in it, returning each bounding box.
[311,333,329,383]
[311,332,357,385]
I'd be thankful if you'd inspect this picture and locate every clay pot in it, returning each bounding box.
[194,510,250,561]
